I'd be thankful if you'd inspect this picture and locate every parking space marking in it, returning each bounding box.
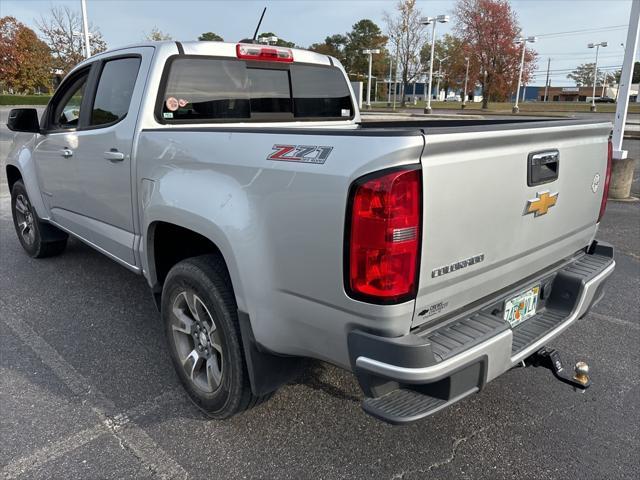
[2,425,108,479]
[0,311,188,480]
[589,311,640,331]
[1,389,184,479]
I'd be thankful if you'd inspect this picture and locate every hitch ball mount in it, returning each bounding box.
[529,347,591,389]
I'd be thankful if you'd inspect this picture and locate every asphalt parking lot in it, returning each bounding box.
[1,111,639,479]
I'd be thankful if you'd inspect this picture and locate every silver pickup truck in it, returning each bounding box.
[6,41,615,424]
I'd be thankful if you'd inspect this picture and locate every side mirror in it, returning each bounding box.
[7,108,40,133]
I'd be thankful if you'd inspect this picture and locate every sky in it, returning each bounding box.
[1,0,638,86]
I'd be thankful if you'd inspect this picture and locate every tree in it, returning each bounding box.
[384,0,427,106]
[612,62,639,85]
[145,26,172,41]
[37,6,107,74]
[0,16,53,93]
[567,63,608,86]
[343,19,388,80]
[198,32,223,41]
[257,32,295,48]
[309,34,348,64]
[420,33,469,98]
[454,0,537,108]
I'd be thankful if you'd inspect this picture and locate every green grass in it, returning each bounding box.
[371,100,640,115]
[0,95,52,106]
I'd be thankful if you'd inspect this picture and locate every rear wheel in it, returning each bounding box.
[161,255,269,418]
[10,180,67,258]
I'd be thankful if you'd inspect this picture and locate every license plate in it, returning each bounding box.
[503,285,540,328]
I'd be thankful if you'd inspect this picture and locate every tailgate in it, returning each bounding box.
[412,120,611,328]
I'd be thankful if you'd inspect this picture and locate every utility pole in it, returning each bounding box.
[461,56,470,109]
[513,35,537,113]
[362,48,380,110]
[543,57,551,102]
[80,0,91,58]
[588,41,607,111]
[612,0,639,160]
[420,15,449,114]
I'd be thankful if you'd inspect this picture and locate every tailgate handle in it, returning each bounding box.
[528,150,559,186]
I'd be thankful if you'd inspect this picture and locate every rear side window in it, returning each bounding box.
[159,57,353,122]
[91,57,141,126]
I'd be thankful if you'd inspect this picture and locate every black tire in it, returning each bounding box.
[10,180,68,258]
[161,255,269,419]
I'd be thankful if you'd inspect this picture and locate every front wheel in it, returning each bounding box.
[10,180,67,258]
[161,255,269,418]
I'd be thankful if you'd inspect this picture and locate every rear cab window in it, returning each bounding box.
[157,56,353,123]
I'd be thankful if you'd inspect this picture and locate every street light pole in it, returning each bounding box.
[513,35,537,113]
[420,14,449,114]
[393,43,400,110]
[461,56,470,109]
[434,56,448,101]
[588,41,607,112]
[387,57,393,106]
[80,0,91,58]
[362,48,380,110]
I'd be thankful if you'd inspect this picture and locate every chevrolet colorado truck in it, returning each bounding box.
[6,41,615,424]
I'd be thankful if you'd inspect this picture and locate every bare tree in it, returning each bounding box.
[145,26,172,41]
[36,6,107,74]
[384,0,427,106]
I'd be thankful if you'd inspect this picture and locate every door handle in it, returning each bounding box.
[104,150,125,162]
[60,148,73,158]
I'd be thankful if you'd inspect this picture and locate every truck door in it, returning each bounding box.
[62,48,152,267]
[33,67,92,224]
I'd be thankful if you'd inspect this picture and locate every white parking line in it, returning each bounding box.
[2,425,108,479]
[1,389,184,479]
[0,311,188,480]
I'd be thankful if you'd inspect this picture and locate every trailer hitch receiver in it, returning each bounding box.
[529,347,591,389]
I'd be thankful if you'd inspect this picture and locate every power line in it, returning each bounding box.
[534,25,628,39]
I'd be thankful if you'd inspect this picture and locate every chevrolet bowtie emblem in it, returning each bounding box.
[525,191,558,217]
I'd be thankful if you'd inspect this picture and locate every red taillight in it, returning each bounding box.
[236,43,293,62]
[345,167,422,304]
[598,139,613,222]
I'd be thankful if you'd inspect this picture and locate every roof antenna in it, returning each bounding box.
[251,7,267,43]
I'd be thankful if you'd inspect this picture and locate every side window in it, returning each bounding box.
[52,73,89,129]
[91,57,141,126]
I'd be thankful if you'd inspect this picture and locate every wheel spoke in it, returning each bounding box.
[206,356,222,390]
[172,304,196,335]
[195,296,216,333]
[182,349,204,382]
[185,293,201,322]
[18,221,29,235]
[15,196,29,215]
[210,331,223,354]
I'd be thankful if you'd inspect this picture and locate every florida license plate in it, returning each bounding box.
[503,285,540,328]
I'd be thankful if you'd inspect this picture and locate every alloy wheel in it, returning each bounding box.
[14,194,36,246]
[170,290,224,393]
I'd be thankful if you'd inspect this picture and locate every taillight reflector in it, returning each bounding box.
[236,43,293,62]
[598,139,612,222]
[345,167,422,304]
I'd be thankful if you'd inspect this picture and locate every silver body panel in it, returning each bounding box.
[6,41,613,373]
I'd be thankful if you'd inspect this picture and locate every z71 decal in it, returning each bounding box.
[267,144,334,164]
